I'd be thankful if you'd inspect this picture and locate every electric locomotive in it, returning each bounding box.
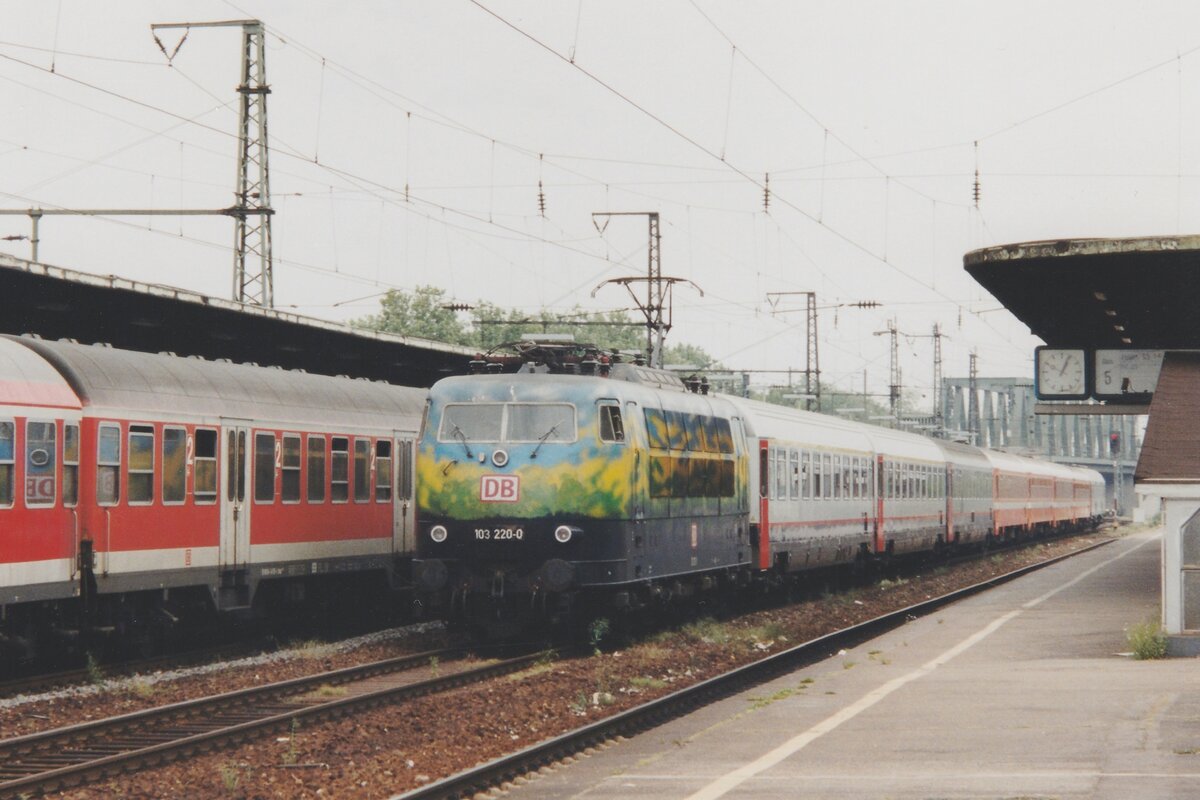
[413,343,753,629]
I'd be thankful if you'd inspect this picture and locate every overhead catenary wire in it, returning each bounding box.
[467,0,1028,359]
[1,6,1107,387]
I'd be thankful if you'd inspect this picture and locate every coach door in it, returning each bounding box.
[393,432,417,555]
[220,420,252,570]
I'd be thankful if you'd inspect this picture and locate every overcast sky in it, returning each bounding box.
[1,1,1195,407]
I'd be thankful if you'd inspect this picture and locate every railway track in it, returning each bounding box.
[0,642,260,701]
[0,644,547,798]
[398,537,1116,800]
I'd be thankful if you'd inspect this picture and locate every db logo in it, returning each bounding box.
[480,474,520,503]
[26,477,54,501]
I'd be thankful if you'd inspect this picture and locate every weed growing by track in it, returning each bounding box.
[1127,620,1168,660]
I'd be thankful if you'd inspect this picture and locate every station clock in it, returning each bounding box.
[1035,347,1088,399]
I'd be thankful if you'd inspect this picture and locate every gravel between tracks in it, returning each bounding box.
[0,624,448,738]
[20,534,1114,799]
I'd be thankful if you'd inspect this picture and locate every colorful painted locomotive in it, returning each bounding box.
[412,343,1106,630]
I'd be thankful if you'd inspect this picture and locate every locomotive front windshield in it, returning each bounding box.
[438,402,577,443]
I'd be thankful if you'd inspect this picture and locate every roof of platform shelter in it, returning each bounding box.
[964,235,1200,350]
[0,253,472,388]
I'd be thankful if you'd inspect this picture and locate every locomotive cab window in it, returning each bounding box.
[598,403,624,443]
[97,423,121,506]
[25,421,56,507]
[162,427,187,505]
[439,403,576,444]
[507,404,575,443]
[194,429,217,504]
[0,420,12,507]
[439,404,503,443]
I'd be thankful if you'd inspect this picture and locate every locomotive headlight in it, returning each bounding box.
[492,449,509,467]
[554,525,574,543]
[430,525,448,543]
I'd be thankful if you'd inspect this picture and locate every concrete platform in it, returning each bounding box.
[511,529,1200,799]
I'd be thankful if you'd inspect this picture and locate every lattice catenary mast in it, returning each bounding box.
[0,21,277,308]
[153,20,276,307]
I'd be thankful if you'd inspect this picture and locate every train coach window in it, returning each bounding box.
[354,440,371,503]
[650,453,673,498]
[398,439,414,502]
[0,420,14,507]
[254,433,276,503]
[331,437,349,503]
[644,409,669,450]
[128,425,154,505]
[666,411,688,451]
[63,423,79,507]
[713,417,734,454]
[598,404,625,443]
[162,427,187,504]
[718,459,735,497]
[281,435,301,503]
[788,450,800,500]
[822,453,832,499]
[685,415,706,452]
[671,456,691,498]
[97,423,121,505]
[307,436,326,503]
[25,421,56,507]
[375,440,392,502]
[194,429,217,504]
[228,431,247,502]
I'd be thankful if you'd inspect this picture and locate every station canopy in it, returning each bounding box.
[0,253,472,387]
[964,235,1200,349]
[965,235,1200,484]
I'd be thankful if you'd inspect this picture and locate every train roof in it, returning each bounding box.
[5,336,427,428]
[722,395,876,452]
[0,336,81,410]
[933,438,992,469]
[981,447,1090,481]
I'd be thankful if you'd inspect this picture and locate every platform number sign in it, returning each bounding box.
[1094,349,1164,401]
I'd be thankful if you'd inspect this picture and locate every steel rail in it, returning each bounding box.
[0,645,546,798]
[398,538,1117,799]
[0,642,259,700]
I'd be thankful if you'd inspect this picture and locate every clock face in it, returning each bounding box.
[1037,348,1087,397]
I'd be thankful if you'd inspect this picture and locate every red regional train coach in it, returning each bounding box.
[0,335,426,660]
